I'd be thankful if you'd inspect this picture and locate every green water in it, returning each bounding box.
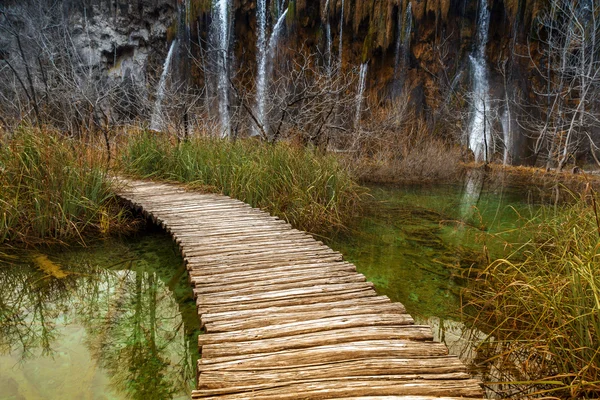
[327,175,537,324]
[325,176,541,364]
[0,232,200,400]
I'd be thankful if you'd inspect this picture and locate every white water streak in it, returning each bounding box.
[355,63,368,131]
[150,40,177,131]
[254,0,268,136]
[339,0,345,66]
[393,3,412,94]
[501,108,511,165]
[255,7,288,137]
[468,0,492,162]
[214,0,231,137]
[324,0,332,71]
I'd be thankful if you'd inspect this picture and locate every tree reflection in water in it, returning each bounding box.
[0,233,199,399]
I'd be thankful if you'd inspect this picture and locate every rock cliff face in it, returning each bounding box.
[1,0,176,86]
[3,0,594,166]
[185,0,544,163]
[65,0,176,82]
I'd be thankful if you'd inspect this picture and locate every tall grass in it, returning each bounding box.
[0,128,131,245]
[464,188,600,398]
[119,132,364,234]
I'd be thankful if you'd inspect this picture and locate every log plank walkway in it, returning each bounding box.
[116,179,484,399]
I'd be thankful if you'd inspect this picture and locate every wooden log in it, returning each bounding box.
[199,362,472,389]
[202,303,407,332]
[192,379,484,399]
[199,326,434,358]
[199,297,395,325]
[198,314,414,344]
[196,289,378,315]
[194,282,376,307]
[186,256,345,274]
[190,264,358,285]
[182,241,327,258]
[192,271,364,294]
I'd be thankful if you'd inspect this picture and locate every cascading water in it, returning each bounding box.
[324,0,332,72]
[460,168,485,222]
[211,0,231,138]
[355,63,368,131]
[468,0,492,162]
[150,40,177,131]
[253,0,269,136]
[338,0,345,66]
[267,10,289,62]
[185,0,191,51]
[501,108,511,164]
[254,5,288,137]
[393,2,412,95]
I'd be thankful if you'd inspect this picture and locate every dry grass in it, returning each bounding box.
[463,188,600,398]
[0,127,134,246]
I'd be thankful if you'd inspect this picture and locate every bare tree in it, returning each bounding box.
[527,0,600,170]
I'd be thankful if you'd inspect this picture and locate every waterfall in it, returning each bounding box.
[211,0,231,138]
[355,63,368,131]
[468,0,492,162]
[150,40,177,132]
[268,9,289,57]
[501,108,511,165]
[254,6,288,137]
[393,2,412,95]
[185,0,191,51]
[254,0,268,136]
[324,0,332,72]
[338,0,345,66]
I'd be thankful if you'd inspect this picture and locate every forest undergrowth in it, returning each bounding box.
[0,127,365,245]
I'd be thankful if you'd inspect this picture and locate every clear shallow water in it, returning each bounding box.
[0,232,200,400]
[326,175,540,363]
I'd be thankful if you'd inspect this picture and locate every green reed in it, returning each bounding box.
[119,132,364,235]
[0,128,130,245]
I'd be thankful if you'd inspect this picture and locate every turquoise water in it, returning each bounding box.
[0,232,200,400]
[325,176,541,365]
[327,174,538,320]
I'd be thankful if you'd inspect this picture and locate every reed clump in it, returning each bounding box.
[0,128,131,246]
[464,188,600,398]
[119,132,365,235]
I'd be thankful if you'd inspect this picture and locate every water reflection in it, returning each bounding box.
[327,182,534,318]
[326,180,541,396]
[459,168,485,222]
[0,234,199,400]
[415,316,487,365]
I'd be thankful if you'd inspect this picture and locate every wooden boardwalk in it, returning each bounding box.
[117,179,484,399]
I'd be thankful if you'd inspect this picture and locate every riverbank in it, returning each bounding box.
[0,130,134,246]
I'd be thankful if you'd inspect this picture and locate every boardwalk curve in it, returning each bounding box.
[116,178,484,399]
